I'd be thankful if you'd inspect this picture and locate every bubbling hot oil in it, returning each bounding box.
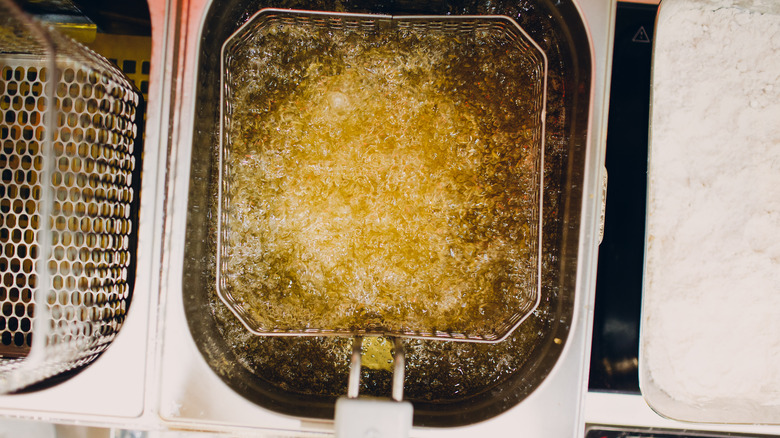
[209,293,549,400]
[223,20,542,338]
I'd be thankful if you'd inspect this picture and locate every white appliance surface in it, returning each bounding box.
[1,1,777,437]
[0,0,611,435]
[155,0,613,436]
[586,392,780,436]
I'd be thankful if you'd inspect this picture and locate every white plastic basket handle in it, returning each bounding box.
[335,337,413,438]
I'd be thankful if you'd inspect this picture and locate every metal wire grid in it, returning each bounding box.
[0,0,140,392]
[217,9,547,342]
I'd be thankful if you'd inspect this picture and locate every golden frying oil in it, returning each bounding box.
[222,18,543,338]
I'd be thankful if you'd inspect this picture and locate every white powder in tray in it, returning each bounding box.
[641,0,780,423]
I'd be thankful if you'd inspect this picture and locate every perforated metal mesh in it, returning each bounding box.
[218,10,547,342]
[0,0,140,392]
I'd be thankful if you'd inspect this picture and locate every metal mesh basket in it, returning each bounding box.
[218,9,546,342]
[0,0,141,392]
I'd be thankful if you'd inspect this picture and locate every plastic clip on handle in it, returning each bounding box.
[335,337,413,438]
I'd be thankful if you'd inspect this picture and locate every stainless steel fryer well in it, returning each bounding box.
[181,0,595,427]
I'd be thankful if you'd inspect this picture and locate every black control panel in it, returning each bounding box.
[588,1,658,393]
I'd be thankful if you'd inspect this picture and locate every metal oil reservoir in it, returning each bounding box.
[156,0,613,434]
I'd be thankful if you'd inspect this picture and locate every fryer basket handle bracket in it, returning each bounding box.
[347,336,363,398]
[392,337,405,402]
[336,336,413,438]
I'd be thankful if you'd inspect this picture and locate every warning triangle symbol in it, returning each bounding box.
[632,26,651,43]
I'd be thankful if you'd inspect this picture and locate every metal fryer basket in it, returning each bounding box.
[217,9,547,342]
[0,0,141,392]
